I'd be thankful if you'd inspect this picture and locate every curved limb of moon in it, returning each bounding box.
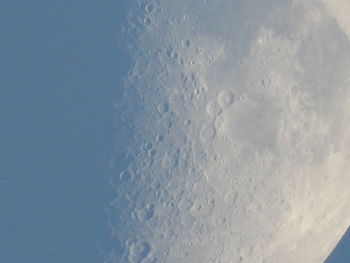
[109,1,350,262]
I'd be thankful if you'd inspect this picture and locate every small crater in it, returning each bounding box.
[193,88,200,96]
[120,170,132,182]
[218,90,235,108]
[162,151,179,169]
[157,102,169,114]
[148,148,157,157]
[206,100,222,117]
[138,203,155,221]
[155,134,164,142]
[129,241,152,263]
[144,17,151,26]
[181,39,191,48]
[144,3,154,13]
[145,142,153,151]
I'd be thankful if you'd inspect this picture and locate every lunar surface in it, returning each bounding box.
[107,1,350,262]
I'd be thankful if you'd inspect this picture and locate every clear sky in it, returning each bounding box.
[326,227,350,262]
[1,0,129,262]
[0,1,348,262]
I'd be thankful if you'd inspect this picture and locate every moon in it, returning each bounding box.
[107,1,350,262]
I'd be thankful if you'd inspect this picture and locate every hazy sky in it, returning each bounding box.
[0,1,348,262]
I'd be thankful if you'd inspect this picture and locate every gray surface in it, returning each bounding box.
[111,1,350,262]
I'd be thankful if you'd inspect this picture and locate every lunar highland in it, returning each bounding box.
[107,1,350,262]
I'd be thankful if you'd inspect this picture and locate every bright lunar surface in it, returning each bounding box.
[107,1,350,262]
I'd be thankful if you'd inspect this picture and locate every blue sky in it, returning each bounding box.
[326,227,350,262]
[0,1,348,262]
[1,1,129,262]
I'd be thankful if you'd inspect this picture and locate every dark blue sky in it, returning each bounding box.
[0,1,348,262]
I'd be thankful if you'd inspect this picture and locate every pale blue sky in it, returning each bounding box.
[0,1,348,262]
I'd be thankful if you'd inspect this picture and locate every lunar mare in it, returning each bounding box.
[107,1,350,262]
